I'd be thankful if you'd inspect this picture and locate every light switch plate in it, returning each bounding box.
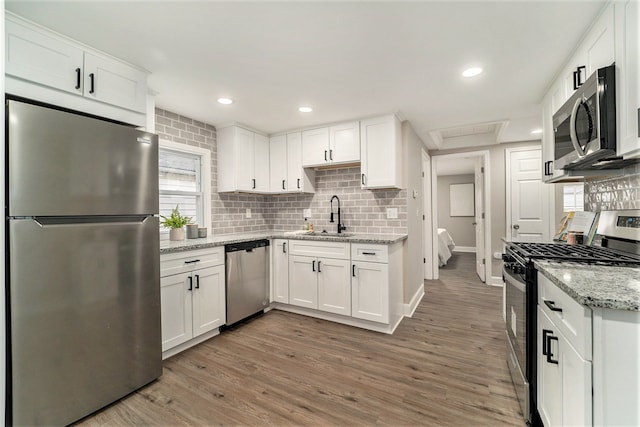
[303,209,312,218]
[246,208,251,219]
[387,208,398,219]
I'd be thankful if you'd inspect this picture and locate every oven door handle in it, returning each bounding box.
[503,268,526,293]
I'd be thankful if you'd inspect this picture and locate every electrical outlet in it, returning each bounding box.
[246,208,251,219]
[387,208,398,219]
[303,209,312,218]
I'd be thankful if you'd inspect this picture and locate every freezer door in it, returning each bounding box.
[8,216,162,426]
[8,99,158,216]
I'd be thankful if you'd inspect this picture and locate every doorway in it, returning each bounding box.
[430,151,491,283]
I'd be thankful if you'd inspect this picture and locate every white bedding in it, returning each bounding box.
[437,228,456,266]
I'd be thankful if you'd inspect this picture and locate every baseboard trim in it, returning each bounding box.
[453,246,475,253]
[162,328,220,360]
[404,283,425,317]
[489,275,504,287]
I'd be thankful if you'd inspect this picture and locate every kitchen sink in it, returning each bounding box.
[308,231,355,237]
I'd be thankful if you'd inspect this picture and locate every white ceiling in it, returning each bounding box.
[5,1,605,150]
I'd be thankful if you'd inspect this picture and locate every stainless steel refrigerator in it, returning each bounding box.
[6,99,162,425]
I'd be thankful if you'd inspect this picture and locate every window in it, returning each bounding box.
[563,183,584,212]
[159,140,211,236]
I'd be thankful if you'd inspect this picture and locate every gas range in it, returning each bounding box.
[503,210,640,426]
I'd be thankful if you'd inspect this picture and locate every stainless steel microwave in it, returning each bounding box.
[552,64,617,171]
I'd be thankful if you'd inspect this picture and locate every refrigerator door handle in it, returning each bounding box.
[33,215,153,227]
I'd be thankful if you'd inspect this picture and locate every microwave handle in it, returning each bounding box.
[569,97,587,158]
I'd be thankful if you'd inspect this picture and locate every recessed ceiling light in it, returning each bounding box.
[531,129,543,134]
[217,97,233,105]
[298,106,313,113]
[462,67,483,78]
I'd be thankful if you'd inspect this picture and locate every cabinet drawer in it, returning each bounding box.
[351,243,388,263]
[538,272,592,360]
[288,240,350,259]
[161,247,225,277]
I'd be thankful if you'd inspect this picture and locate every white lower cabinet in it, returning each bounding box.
[272,239,289,303]
[537,307,592,427]
[288,241,351,315]
[317,258,351,316]
[160,248,225,356]
[274,239,403,333]
[351,261,389,323]
[288,255,351,315]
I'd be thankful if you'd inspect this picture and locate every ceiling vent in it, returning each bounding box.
[428,120,508,150]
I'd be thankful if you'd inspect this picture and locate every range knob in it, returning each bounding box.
[502,253,513,263]
[513,264,525,275]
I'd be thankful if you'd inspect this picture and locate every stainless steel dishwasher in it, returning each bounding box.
[225,239,270,325]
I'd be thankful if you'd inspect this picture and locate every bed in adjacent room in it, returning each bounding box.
[438,228,456,266]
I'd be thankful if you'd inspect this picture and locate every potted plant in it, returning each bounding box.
[160,205,193,241]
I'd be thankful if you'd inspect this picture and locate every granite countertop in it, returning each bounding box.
[160,231,408,254]
[534,260,640,311]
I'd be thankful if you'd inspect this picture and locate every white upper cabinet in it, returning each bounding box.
[563,5,615,102]
[302,122,360,167]
[5,17,84,96]
[302,127,330,167]
[329,122,361,165]
[269,135,288,192]
[254,133,270,192]
[217,126,270,193]
[615,0,640,159]
[269,132,316,193]
[360,115,403,189]
[82,53,147,113]
[5,13,148,125]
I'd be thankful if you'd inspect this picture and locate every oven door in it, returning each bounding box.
[504,265,529,421]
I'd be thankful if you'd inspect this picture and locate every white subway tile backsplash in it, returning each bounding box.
[583,165,640,211]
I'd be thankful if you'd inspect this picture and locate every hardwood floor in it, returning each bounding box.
[78,252,523,426]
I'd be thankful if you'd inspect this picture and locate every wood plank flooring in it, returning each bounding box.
[77,252,523,426]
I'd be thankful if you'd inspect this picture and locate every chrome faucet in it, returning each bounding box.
[330,195,347,234]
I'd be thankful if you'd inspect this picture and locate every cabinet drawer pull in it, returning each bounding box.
[352,264,356,277]
[329,149,333,161]
[361,173,366,185]
[187,276,193,291]
[283,242,287,254]
[252,178,256,189]
[75,68,81,89]
[297,178,300,189]
[195,274,200,289]
[324,150,328,161]
[184,259,201,264]
[546,335,559,364]
[89,73,95,94]
[362,251,376,256]
[543,299,563,313]
[542,329,553,355]
[282,179,286,190]
[317,261,322,273]
[312,260,316,272]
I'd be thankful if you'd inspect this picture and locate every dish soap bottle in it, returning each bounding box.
[303,217,309,231]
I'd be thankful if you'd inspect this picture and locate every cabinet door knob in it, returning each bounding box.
[89,73,95,94]
[187,276,193,291]
[252,178,256,189]
[283,242,287,254]
[324,150,328,161]
[297,178,300,189]
[329,149,333,161]
[542,329,553,355]
[75,68,81,90]
[361,173,366,185]
[195,274,200,289]
[317,261,322,273]
[312,260,315,272]
[352,264,356,277]
[282,179,285,190]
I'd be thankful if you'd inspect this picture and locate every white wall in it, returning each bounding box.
[402,121,426,304]
[437,174,476,248]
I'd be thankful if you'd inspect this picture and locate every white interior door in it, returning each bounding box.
[509,148,549,242]
[422,150,433,280]
[474,158,485,282]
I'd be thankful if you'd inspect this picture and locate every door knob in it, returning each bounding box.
[472,222,477,226]
[513,224,520,230]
